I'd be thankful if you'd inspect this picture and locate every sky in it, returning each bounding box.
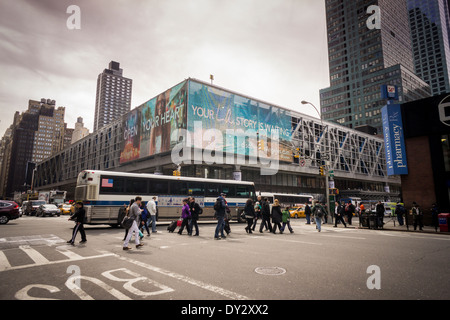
[0,0,330,137]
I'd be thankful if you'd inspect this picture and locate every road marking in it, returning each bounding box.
[112,252,250,300]
[19,245,50,265]
[0,250,11,271]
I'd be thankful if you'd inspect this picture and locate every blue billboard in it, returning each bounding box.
[381,104,408,175]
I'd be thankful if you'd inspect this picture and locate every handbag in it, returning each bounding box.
[121,215,134,229]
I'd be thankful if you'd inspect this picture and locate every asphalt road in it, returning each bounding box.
[1,214,449,302]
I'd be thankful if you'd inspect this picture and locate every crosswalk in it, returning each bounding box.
[0,234,114,272]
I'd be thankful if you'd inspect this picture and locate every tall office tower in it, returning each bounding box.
[408,0,450,95]
[93,61,132,132]
[320,0,431,134]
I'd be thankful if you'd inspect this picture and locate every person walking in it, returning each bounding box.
[140,201,151,237]
[345,201,355,225]
[146,196,158,233]
[259,197,272,233]
[214,193,227,240]
[189,197,202,236]
[395,202,406,226]
[334,201,347,228]
[312,201,325,232]
[123,196,144,250]
[304,203,312,224]
[244,198,255,234]
[178,199,192,235]
[67,201,87,245]
[281,206,294,233]
[412,202,423,231]
[271,199,283,234]
[251,196,262,231]
[431,203,440,232]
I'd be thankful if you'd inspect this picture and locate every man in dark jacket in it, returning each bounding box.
[376,201,385,227]
[259,198,273,233]
[67,201,87,245]
[189,197,202,236]
[214,193,227,240]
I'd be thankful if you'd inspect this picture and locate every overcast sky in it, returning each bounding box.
[0,0,330,137]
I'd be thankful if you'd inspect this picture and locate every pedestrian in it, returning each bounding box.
[322,203,329,224]
[67,201,87,245]
[395,202,406,226]
[140,201,151,237]
[189,197,202,236]
[259,197,272,233]
[123,199,134,241]
[244,198,255,234]
[123,196,144,250]
[214,193,227,240]
[271,199,283,234]
[251,195,262,231]
[412,202,423,231]
[281,206,294,233]
[178,198,192,235]
[223,196,232,235]
[146,196,158,233]
[431,203,439,232]
[345,201,355,225]
[376,201,385,227]
[304,202,312,224]
[312,201,325,232]
[334,201,347,228]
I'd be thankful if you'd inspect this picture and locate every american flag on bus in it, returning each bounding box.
[101,178,113,188]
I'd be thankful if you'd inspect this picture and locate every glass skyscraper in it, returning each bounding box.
[408,0,450,95]
[320,0,431,134]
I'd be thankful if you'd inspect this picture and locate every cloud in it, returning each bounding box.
[0,0,329,137]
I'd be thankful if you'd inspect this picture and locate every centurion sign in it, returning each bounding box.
[381,104,408,176]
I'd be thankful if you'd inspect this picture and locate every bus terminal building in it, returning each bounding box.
[34,78,401,203]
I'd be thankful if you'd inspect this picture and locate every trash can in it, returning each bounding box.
[360,213,370,228]
[369,213,379,230]
[438,213,450,232]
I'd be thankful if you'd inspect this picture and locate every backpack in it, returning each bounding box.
[213,199,221,211]
[316,206,324,218]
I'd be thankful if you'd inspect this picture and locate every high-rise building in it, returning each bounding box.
[71,117,90,144]
[0,99,66,198]
[320,0,431,134]
[93,61,132,132]
[408,0,450,96]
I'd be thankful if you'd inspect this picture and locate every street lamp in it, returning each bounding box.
[300,100,332,221]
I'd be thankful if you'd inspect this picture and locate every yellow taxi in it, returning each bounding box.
[59,203,74,215]
[289,206,305,218]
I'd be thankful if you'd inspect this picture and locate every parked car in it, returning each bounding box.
[36,204,60,217]
[59,203,73,215]
[24,200,46,216]
[0,200,20,224]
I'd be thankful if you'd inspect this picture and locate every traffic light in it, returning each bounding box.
[319,166,324,176]
[173,170,181,176]
[257,139,265,151]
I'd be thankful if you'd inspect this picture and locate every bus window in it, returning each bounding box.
[187,182,205,196]
[100,176,125,194]
[221,185,235,197]
[236,186,249,198]
[206,183,220,197]
[169,181,188,195]
[148,180,168,194]
[126,178,148,195]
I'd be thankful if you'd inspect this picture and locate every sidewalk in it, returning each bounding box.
[344,216,449,235]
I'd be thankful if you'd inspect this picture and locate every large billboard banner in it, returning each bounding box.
[120,81,187,164]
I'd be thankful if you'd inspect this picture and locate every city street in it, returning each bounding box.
[1,215,449,302]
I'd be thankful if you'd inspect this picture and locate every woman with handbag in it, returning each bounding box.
[244,198,255,234]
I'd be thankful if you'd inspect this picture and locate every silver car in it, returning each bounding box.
[36,204,60,217]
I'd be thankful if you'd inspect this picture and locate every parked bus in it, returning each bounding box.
[74,170,256,226]
[258,192,314,207]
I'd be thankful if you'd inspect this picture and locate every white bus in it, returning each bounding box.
[258,192,314,207]
[74,170,256,226]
